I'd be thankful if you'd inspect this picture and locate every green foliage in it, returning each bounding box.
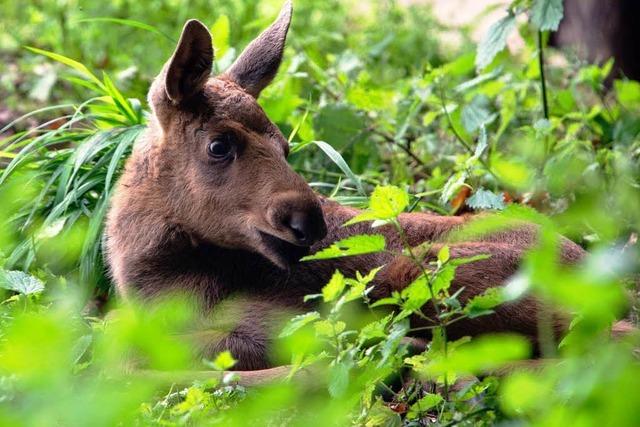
[1,0,640,425]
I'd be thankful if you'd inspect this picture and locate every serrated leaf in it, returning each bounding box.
[466,188,506,211]
[465,287,505,318]
[345,186,409,225]
[301,234,385,261]
[476,13,516,70]
[359,314,392,341]
[369,185,410,218]
[431,264,456,294]
[401,276,433,313]
[0,270,45,295]
[370,296,400,308]
[322,270,346,302]
[279,312,321,337]
[531,0,564,31]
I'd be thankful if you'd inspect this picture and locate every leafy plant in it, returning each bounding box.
[0,0,639,425]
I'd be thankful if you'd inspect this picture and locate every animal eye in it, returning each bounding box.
[207,134,236,160]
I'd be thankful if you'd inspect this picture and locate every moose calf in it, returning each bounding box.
[105,2,590,373]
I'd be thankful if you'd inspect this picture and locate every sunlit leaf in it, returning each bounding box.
[322,270,346,302]
[301,234,385,261]
[279,312,321,337]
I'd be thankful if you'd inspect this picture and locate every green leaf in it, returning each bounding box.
[369,185,410,218]
[461,96,496,133]
[401,276,433,314]
[0,270,45,295]
[311,140,365,195]
[440,171,468,204]
[301,234,385,261]
[531,0,564,31]
[328,362,350,397]
[76,17,175,42]
[465,287,505,318]
[431,264,456,295]
[466,188,506,210]
[407,393,443,419]
[279,312,321,337]
[322,270,346,302]
[211,350,236,371]
[437,246,450,264]
[615,80,640,109]
[345,185,409,225]
[359,314,392,341]
[314,320,345,337]
[424,334,531,375]
[26,47,104,89]
[476,13,516,70]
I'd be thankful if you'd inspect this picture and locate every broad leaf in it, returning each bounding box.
[476,13,516,70]
[279,312,321,337]
[465,287,505,318]
[0,270,45,295]
[461,95,496,133]
[322,270,346,302]
[531,0,564,31]
[302,234,385,261]
[328,362,350,397]
[345,185,409,225]
[466,188,506,210]
[401,276,433,314]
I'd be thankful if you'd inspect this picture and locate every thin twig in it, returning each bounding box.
[370,127,428,169]
[436,86,500,181]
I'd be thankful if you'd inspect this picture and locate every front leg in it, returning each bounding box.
[187,296,298,370]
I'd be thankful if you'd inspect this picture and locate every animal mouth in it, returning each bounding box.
[258,230,310,267]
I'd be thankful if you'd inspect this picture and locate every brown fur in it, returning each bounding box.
[105,4,589,371]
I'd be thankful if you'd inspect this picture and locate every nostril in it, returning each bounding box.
[286,212,308,243]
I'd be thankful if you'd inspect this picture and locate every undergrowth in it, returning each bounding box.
[1,0,639,425]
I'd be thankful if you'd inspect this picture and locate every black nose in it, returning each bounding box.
[283,209,327,246]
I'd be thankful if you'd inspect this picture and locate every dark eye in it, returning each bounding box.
[207,133,236,161]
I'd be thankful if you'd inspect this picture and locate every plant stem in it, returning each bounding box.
[537,30,549,120]
[436,85,500,182]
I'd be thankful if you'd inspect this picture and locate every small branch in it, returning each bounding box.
[436,86,500,182]
[370,127,428,169]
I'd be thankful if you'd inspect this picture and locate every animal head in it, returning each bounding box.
[146,2,326,268]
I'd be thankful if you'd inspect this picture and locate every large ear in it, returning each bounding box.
[165,19,214,104]
[224,1,292,98]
